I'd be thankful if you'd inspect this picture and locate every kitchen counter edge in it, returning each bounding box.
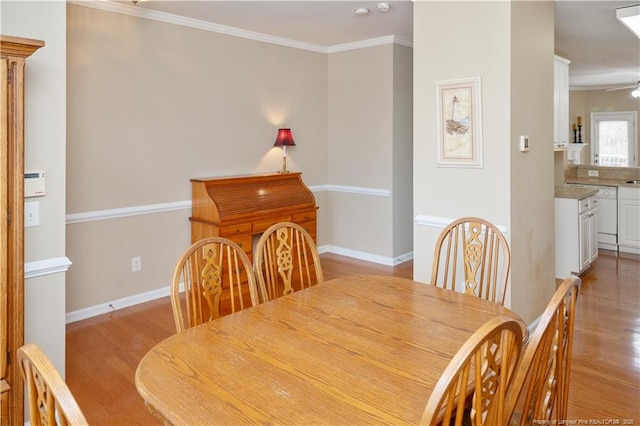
[555,186,598,200]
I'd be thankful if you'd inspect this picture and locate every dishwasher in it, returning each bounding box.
[567,184,618,250]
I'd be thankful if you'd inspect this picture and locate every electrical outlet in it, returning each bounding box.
[588,170,599,177]
[132,256,142,272]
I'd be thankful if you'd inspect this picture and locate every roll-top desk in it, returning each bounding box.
[190,173,317,260]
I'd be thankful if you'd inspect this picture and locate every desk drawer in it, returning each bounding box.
[292,211,316,223]
[253,216,292,234]
[219,223,252,237]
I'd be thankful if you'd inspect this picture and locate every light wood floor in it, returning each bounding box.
[65,251,639,425]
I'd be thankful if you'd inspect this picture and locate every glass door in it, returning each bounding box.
[591,112,637,167]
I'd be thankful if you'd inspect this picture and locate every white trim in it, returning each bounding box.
[68,1,411,54]
[327,35,412,53]
[590,111,638,167]
[414,214,509,235]
[25,257,72,279]
[69,0,326,53]
[527,314,541,339]
[319,244,412,267]
[321,184,391,197]
[66,200,191,224]
[65,285,172,324]
[66,185,391,225]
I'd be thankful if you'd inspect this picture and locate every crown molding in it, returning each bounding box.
[68,1,412,53]
[327,35,413,53]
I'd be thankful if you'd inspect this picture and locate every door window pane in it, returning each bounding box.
[598,120,629,167]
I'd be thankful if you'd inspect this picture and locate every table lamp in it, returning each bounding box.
[273,128,296,173]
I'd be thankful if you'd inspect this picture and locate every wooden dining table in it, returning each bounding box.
[135,275,526,425]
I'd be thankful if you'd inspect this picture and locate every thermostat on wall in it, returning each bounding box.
[519,135,530,152]
[25,170,45,197]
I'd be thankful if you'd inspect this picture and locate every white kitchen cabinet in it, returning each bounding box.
[554,55,570,148]
[619,186,640,254]
[555,194,598,278]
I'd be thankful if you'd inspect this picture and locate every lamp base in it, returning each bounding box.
[278,155,290,174]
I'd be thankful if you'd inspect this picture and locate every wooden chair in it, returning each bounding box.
[504,275,581,424]
[17,343,89,426]
[254,221,323,301]
[171,237,261,332]
[431,217,511,306]
[420,316,523,426]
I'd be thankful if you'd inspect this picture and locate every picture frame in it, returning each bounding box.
[436,77,483,168]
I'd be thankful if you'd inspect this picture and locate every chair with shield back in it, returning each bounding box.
[171,237,262,332]
[431,217,511,306]
[419,315,523,425]
[503,275,581,425]
[17,343,89,426]
[254,221,323,301]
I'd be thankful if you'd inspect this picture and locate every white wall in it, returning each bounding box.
[413,1,512,281]
[1,1,67,377]
[509,0,556,323]
[327,44,413,262]
[392,44,414,258]
[413,1,556,323]
[65,4,329,313]
[65,4,414,318]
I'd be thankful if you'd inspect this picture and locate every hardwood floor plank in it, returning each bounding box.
[567,250,640,422]
[65,251,640,424]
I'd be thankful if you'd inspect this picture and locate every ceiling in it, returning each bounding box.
[130,0,640,91]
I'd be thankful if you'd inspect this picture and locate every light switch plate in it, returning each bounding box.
[25,201,40,227]
[519,135,530,152]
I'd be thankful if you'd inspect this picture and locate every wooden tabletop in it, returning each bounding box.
[135,275,525,425]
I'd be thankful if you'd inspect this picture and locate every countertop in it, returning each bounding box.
[555,186,598,200]
[565,177,640,188]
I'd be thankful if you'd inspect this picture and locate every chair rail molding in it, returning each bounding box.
[66,200,192,224]
[414,214,509,235]
[25,257,72,279]
[66,185,391,225]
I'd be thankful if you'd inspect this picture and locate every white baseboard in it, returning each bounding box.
[320,245,412,266]
[526,314,541,341]
[619,245,640,255]
[65,286,172,324]
[65,246,413,324]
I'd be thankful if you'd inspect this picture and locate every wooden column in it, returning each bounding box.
[1,35,44,426]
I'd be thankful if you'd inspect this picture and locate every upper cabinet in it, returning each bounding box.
[554,55,571,148]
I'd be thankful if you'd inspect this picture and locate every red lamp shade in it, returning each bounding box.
[273,128,296,147]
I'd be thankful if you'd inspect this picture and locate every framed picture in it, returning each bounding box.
[436,77,483,168]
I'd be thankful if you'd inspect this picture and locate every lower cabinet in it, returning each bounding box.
[555,195,598,278]
[619,187,640,254]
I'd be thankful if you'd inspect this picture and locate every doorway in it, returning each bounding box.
[590,111,638,167]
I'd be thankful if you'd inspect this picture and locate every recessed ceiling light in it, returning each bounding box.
[354,7,369,16]
[377,3,390,12]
